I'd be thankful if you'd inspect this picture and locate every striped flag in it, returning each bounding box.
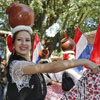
[74,27,92,72]
[74,27,89,59]
[89,21,100,65]
[32,33,43,63]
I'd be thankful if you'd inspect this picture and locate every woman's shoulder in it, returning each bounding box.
[10,60,34,67]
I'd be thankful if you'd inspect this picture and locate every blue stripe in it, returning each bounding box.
[36,57,41,64]
[74,45,93,72]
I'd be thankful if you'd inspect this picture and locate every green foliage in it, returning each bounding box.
[30,0,44,14]
[0,0,100,55]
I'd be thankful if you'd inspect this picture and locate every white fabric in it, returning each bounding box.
[62,50,75,54]
[66,69,82,83]
[48,72,63,83]
[76,34,88,59]
[67,54,76,60]
[43,71,64,84]
[43,74,51,85]
[9,60,34,91]
[44,69,81,85]
[11,25,33,35]
[32,42,43,63]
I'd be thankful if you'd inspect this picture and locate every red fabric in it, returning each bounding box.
[7,35,13,52]
[32,33,40,52]
[74,27,82,44]
[45,85,65,100]
[65,33,67,39]
[89,21,100,65]
[74,27,82,55]
[67,69,100,100]
[64,54,68,60]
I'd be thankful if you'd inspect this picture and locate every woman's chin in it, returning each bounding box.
[17,52,28,56]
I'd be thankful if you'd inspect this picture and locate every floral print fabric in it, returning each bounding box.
[45,85,65,100]
[66,69,100,100]
[45,69,100,100]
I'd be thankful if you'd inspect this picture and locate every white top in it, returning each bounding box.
[9,60,34,91]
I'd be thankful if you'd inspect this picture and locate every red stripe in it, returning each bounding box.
[74,27,82,44]
[33,33,40,52]
[74,27,82,55]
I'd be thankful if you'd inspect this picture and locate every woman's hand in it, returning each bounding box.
[50,80,62,86]
[87,61,100,73]
[92,65,100,73]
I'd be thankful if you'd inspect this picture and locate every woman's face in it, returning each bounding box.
[13,31,32,57]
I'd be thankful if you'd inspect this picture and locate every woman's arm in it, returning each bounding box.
[49,80,62,86]
[22,59,99,74]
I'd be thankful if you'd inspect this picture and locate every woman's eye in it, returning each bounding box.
[26,39,31,42]
[17,38,22,41]
[16,38,31,42]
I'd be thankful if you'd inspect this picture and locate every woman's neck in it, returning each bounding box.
[16,53,31,61]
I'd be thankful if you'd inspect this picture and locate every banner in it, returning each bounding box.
[74,27,92,72]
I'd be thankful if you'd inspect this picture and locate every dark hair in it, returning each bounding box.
[41,61,48,64]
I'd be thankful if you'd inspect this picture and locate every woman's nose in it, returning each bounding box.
[22,40,26,44]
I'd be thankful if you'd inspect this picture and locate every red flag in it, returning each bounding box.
[74,27,84,57]
[32,33,40,52]
[89,21,100,65]
[74,27,82,44]
[74,27,88,70]
[32,33,43,63]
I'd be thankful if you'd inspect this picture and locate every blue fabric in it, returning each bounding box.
[36,57,41,64]
[74,45,93,72]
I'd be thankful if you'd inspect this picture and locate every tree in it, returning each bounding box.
[0,0,100,55]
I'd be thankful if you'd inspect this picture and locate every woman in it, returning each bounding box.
[6,25,99,100]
